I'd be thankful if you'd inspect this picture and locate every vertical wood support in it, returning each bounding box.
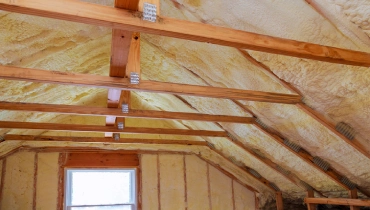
[276,192,284,210]
[349,189,360,210]
[306,190,316,210]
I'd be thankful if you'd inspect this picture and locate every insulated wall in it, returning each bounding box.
[0,151,256,210]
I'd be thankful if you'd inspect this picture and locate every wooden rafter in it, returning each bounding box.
[349,189,360,210]
[1,0,370,66]
[0,121,228,137]
[209,147,277,192]
[304,198,370,207]
[0,101,254,124]
[4,134,207,146]
[306,190,317,210]
[239,50,370,160]
[0,66,301,104]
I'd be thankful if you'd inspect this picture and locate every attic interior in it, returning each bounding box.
[0,0,370,209]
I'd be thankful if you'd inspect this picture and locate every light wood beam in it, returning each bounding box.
[1,0,370,66]
[4,134,207,146]
[0,66,301,104]
[0,101,254,124]
[223,134,325,196]
[239,50,370,160]
[209,147,278,192]
[0,121,228,137]
[349,189,360,210]
[276,192,284,210]
[304,197,370,206]
[306,190,316,210]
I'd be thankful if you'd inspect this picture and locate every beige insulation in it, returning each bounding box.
[209,164,233,210]
[1,151,35,210]
[233,180,256,210]
[35,152,59,210]
[185,154,211,210]
[0,0,369,204]
[141,154,159,210]
[159,154,186,210]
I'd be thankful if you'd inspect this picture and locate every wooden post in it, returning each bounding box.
[306,190,316,210]
[349,189,360,210]
[276,192,284,210]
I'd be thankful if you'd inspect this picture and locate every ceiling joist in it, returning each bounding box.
[4,134,207,146]
[0,121,228,137]
[1,0,370,66]
[0,101,254,124]
[0,66,301,104]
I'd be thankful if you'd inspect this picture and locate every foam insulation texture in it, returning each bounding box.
[0,0,370,206]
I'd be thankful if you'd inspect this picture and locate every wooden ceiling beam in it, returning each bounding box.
[1,0,370,66]
[0,66,301,104]
[0,121,228,137]
[209,147,278,192]
[4,134,207,146]
[304,197,370,207]
[0,101,254,123]
[254,122,370,198]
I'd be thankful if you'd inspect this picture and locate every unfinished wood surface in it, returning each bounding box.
[233,180,256,210]
[1,0,370,66]
[305,197,370,206]
[4,134,208,146]
[276,192,284,210]
[141,154,159,210]
[36,153,59,210]
[209,147,276,192]
[349,189,360,210]
[0,121,228,137]
[1,151,35,210]
[209,164,234,210]
[306,190,316,210]
[64,153,139,167]
[115,0,140,10]
[0,66,301,104]
[0,101,254,124]
[185,155,210,210]
[297,103,370,159]
[253,123,355,191]
[224,134,323,195]
[159,154,186,210]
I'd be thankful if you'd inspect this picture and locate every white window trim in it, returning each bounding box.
[65,168,137,210]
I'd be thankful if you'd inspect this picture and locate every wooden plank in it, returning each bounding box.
[64,153,139,167]
[0,66,301,104]
[349,189,360,210]
[115,0,140,10]
[305,197,370,206]
[0,121,228,137]
[1,0,370,66]
[306,190,316,210]
[297,103,370,160]
[276,192,284,210]
[223,134,324,195]
[209,147,277,192]
[0,101,254,124]
[4,134,208,146]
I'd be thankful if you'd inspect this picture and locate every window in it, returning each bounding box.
[65,169,136,210]
[61,152,140,210]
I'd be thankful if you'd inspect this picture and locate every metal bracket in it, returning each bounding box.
[122,104,129,113]
[130,72,140,85]
[113,133,120,141]
[143,2,157,22]
[313,156,330,171]
[117,122,124,130]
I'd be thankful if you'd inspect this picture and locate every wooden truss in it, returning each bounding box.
[1,0,370,207]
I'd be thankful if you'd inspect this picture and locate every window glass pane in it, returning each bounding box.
[70,205,132,210]
[70,170,133,205]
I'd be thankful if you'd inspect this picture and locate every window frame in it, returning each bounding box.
[64,168,137,210]
[59,152,140,210]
